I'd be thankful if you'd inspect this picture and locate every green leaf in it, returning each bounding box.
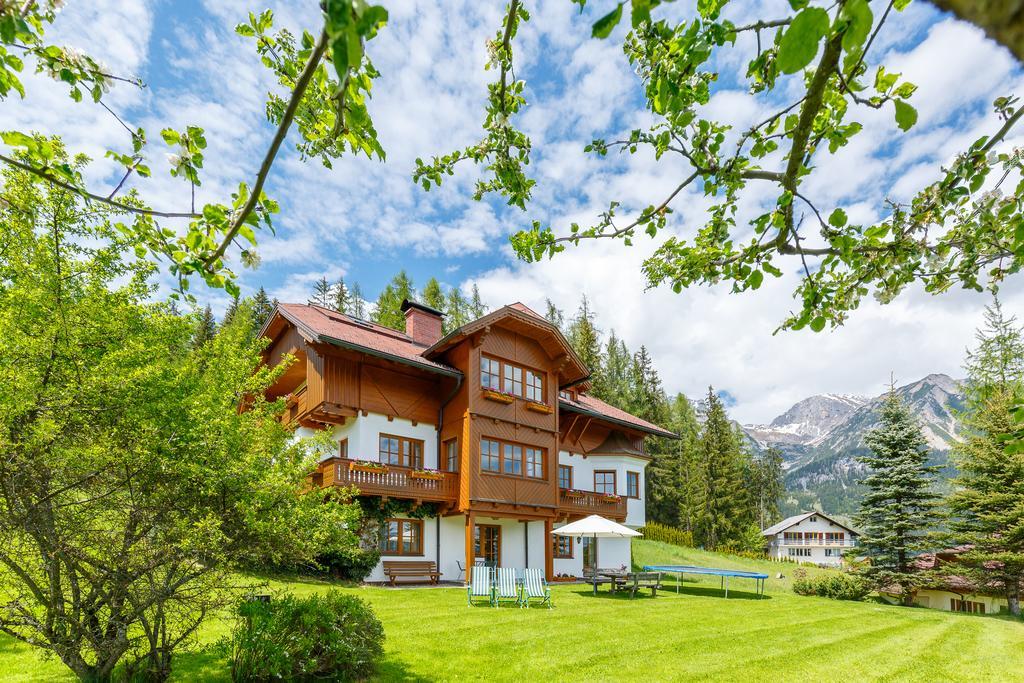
[840,0,873,52]
[331,34,351,79]
[894,99,917,131]
[160,128,180,145]
[1,130,33,148]
[810,316,826,332]
[592,3,624,39]
[748,270,764,289]
[631,0,653,27]
[828,208,848,227]
[776,7,830,74]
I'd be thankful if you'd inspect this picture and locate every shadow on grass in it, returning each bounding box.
[568,584,771,602]
[172,645,430,682]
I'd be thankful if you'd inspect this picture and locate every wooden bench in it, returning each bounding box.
[382,560,442,585]
[626,571,662,598]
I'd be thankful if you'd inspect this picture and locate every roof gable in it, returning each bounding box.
[424,303,589,386]
[761,511,858,536]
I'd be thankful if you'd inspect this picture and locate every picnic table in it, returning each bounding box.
[587,568,628,595]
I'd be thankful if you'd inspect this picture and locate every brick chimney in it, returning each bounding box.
[401,299,444,346]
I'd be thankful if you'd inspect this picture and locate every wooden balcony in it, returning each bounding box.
[557,488,627,521]
[319,458,458,504]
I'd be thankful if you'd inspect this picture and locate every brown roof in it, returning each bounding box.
[561,393,677,439]
[268,303,675,438]
[276,304,460,376]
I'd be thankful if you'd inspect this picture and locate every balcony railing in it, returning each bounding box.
[321,458,458,503]
[775,538,856,547]
[558,488,627,520]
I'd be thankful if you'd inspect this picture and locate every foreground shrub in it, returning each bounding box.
[792,570,870,601]
[228,591,384,681]
[642,522,694,548]
[317,546,382,581]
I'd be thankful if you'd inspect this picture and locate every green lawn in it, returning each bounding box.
[3,540,1022,681]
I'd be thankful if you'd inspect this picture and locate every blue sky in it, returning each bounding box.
[3,0,1024,423]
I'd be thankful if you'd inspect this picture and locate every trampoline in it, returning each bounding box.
[642,565,769,598]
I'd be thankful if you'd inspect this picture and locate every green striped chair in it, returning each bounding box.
[521,568,552,609]
[467,566,493,607]
[494,567,519,607]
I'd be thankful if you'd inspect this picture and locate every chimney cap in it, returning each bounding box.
[401,298,444,317]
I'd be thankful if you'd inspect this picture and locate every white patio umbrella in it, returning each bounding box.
[551,515,642,594]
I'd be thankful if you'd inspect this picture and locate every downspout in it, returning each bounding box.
[436,372,464,578]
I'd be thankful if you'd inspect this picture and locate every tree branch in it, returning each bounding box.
[203,29,329,270]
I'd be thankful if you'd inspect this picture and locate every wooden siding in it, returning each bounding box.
[557,489,627,522]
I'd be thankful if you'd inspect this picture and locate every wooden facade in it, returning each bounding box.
[262,302,668,580]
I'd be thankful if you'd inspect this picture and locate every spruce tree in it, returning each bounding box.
[371,271,414,330]
[696,387,746,549]
[566,296,602,374]
[469,284,487,319]
[445,288,470,332]
[333,278,350,313]
[222,293,240,328]
[597,331,631,406]
[628,346,668,426]
[544,298,564,330]
[348,283,365,319]
[251,287,273,337]
[646,393,700,529]
[750,447,784,529]
[422,277,445,313]
[193,305,217,348]
[854,388,940,604]
[949,300,1024,616]
[309,276,333,308]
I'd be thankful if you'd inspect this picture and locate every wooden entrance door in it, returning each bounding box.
[474,524,501,567]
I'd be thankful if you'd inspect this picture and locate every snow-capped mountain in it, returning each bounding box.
[743,374,965,515]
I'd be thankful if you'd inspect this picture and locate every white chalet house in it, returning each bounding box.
[762,511,858,566]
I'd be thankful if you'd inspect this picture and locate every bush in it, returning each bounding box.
[317,546,381,581]
[642,522,694,548]
[228,591,384,682]
[792,569,870,601]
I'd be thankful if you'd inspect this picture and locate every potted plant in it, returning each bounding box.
[524,401,552,414]
[563,488,588,500]
[602,493,622,503]
[349,459,388,474]
[410,468,443,480]
[481,387,515,404]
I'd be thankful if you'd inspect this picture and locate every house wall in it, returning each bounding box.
[364,515,441,584]
[296,412,439,469]
[765,515,855,567]
[881,589,1009,614]
[557,451,648,527]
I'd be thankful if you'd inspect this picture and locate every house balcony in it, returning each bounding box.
[283,385,357,428]
[318,457,459,504]
[776,539,856,547]
[557,488,627,522]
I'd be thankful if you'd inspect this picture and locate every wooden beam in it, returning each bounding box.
[544,517,554,582]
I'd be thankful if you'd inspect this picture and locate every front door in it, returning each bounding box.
[474,524,501,567]
[582,536,597,574]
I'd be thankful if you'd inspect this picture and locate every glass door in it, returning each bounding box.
[474,524,501,567]
[582,536,596,574]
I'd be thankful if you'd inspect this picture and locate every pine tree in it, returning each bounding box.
[372,271,415,330]
[949,300,1024,616]
[193,305,217,348]
[627,346,668,426]
[566,296,602,375]
[445,288,470,333]
[469,284,487,319]
[696,387,747,549]
[750,447,784,529]
[349,283,366,319]
[854,388,940,604]
[597,331,630,406]
[646,393,700,528]
[309,276,333,309]
[222,293,240,328]
[252,287,273,337]
[544,298,564,330]
[422,277,445,313]
[333,278,350,313]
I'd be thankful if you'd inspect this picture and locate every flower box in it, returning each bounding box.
[550,575,577,583]
[481,389,514,404]
[602,495,622,503]
[410,470,443,480]
[563,489,588,500]
[525,401,553,414]
[349,460,388,474]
